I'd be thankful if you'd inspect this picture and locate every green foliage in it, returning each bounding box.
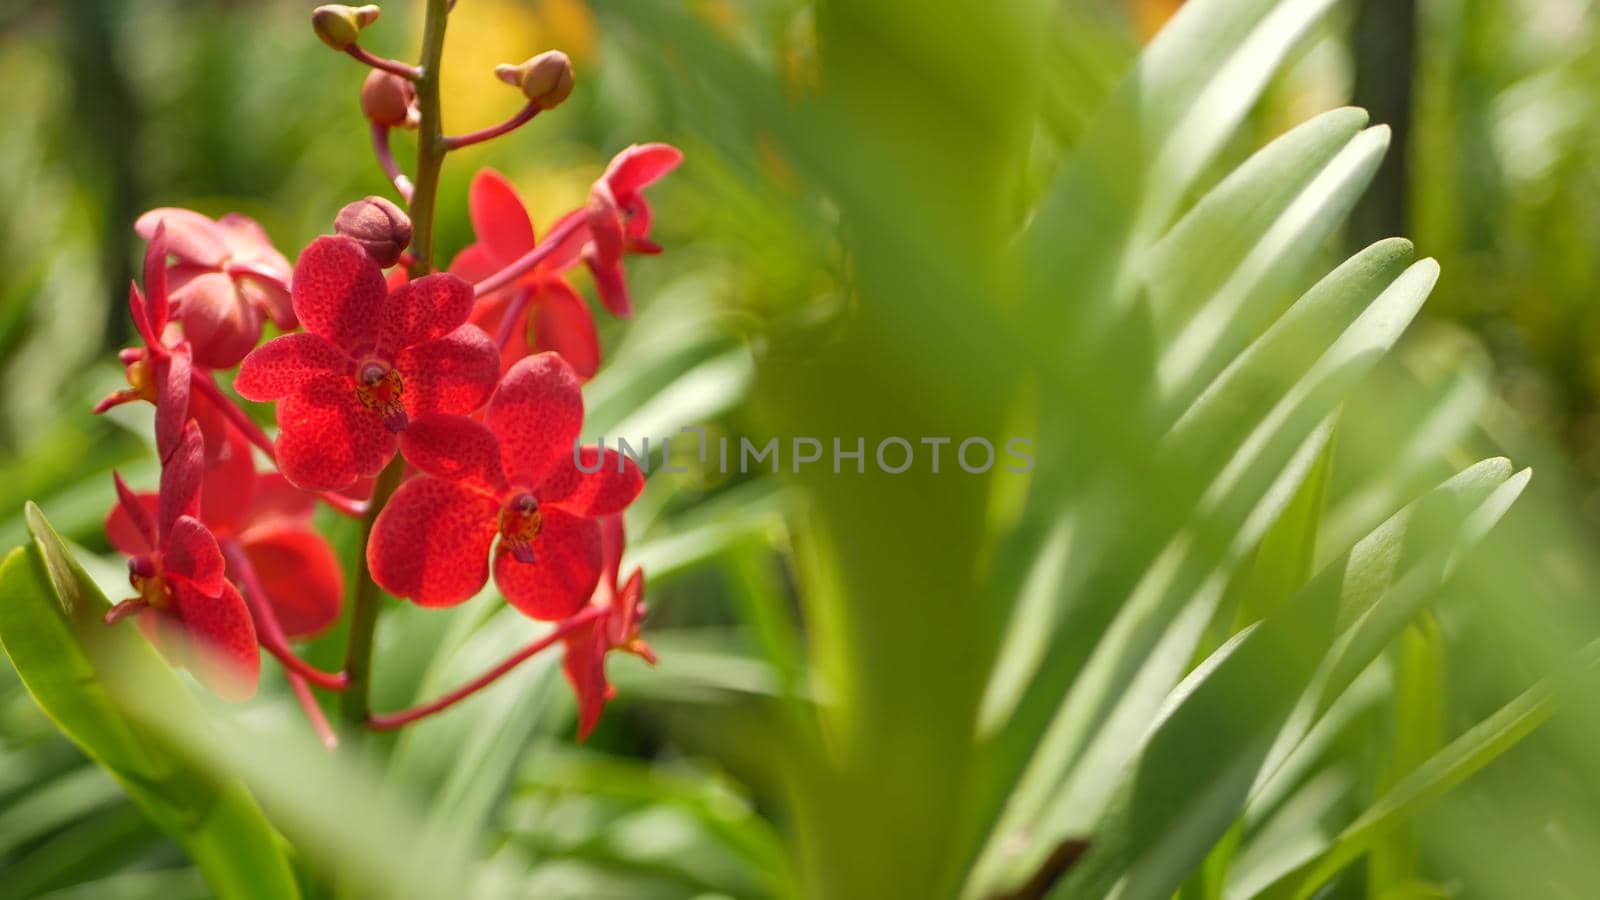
[4,0,1600,898]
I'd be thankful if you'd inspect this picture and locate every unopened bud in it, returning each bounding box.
[361,70,418,128]
[312,4,381,51]
[494,51,574,111]
[335,196,412,267]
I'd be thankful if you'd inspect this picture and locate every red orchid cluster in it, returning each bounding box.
[95,2,679,746]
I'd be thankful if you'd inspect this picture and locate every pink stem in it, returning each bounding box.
[494,290,532,351]
[473,215,587,298]
[317,492,370,518]
[222,541,343,750]
[190,374,275,457]
[371,124,415,202]
[366,606,606,730]
[221,540,349,693]
[344,44,422,80]
[442,102,540,150]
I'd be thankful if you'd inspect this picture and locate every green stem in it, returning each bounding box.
[338,455,408,733]
[406,0,451,278]
[338,0,451,736]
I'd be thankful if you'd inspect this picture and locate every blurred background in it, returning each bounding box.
[1,0,1599,898]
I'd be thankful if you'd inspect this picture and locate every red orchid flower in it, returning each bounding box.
[367,352,644,619]
[450,169,599,378]
[135,208,295,369]
[235,235,500,492]
[583,143,683,318]
[95,225,230,464]
[104,421,260,700]
[107,424,344,639]
[560,515,654,740]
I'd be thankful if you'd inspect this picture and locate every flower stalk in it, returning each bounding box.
[366,604,606,730]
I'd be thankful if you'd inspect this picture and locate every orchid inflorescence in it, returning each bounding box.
[95,1,678,748]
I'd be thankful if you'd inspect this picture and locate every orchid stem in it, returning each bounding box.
[344,44,422,80]
[442,102,540,151]
[221,541,342,750]
[473,214,586,298]
[494,290,531,350]
[370,124,414,203]
[404,0,451,278]
[337,454,408,736]
[190,374,275,457]
[366,606,605,730]
[340,0,448,740]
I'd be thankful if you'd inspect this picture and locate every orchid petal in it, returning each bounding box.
[378,272,475,353]
[239,527,344,638]
[236,333,349,401]
[486,352,585,490]
[468,168,537,266]
[291,235,386,350]
[494,507,601,621]
[275,374,398,491]
[399,414,508,493]
[394,324,500,418]
[369,475,500,607]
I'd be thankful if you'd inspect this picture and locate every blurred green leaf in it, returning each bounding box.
[0,504,299,900]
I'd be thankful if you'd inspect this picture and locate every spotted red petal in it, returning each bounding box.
[292,236,387,350]
[378,273,475,353]
[154,345,192,463]
[539,446,644,517]
[532,281,600,379]
[469,168,537,266]
[170,578,259,700]
[604,143,683,197]
[109,476,157,555]
[493,507,601,620]
[172,272,262,369]
[585,252,632,318]
[369,475,500,607]
[486,353,584,490]
[239,527,344,638]
[394,324,500,418]
[158,422,206,538]
[275,374,398,491]
[399,414,507,492]
[164,514,225,595]
[136,208,229,268]
[236,333,349,401]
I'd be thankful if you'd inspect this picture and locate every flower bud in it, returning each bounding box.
[335,196,412,267]
[494,51,575,111]
[361,70,418,128]
[312,4,381,51]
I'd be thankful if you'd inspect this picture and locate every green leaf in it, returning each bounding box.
[0,504,300,900]
[1049,460,1525,900]
[1252,640,1600,900]
[1022,0,1342,330]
